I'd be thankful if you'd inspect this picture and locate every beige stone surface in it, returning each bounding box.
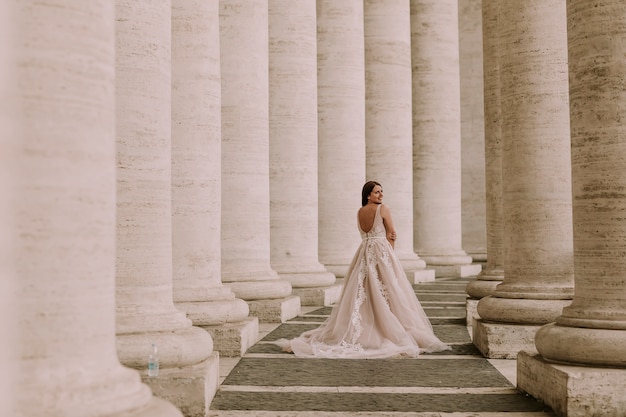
[473,321,540,359]
[219,0,296,319]
[364,0,426,274]
[459,0,487,261]
[477,1,574,339]
[317,0,366,276]
[171,0,250,363]
[534,0,626,369]
[472,0,504,293]
[411,0,474,273]
[14,1,181,415]
[292,281,344,306]
[268,0,336,291]
[204,317,260,358]
[518,351,626,417]
[115,2,215,414]
[0,2,16,416]
[144,353,220,417]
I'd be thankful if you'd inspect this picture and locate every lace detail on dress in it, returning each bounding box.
[345,255,367,347]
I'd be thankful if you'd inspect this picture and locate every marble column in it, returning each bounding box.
[115,1,215,414]
[0,3,16,414]
[364,0,432,283]
[171,0,257,360]
[14,1,180,416]
[474,0,574,359]
[220,0,299,323]
[268,0,339,306]
[518,2,626,415]
[459,0,487,264]
[410,0,480,278]
[465,0,505,335]
[316,0,366,278]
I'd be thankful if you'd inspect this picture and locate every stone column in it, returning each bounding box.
[411,0,481,278]
[364,0,432,283]
[171,0,257,359]
[459,0,487,265]
[220,0,299,323]
[518,2,626,415]
[465,0,505,335]
[14,1,180,415]
[0,3,16,414]
[474,0,574,359]
[268,0,339,306]
[317,0,366,278]
[116,1,215,414]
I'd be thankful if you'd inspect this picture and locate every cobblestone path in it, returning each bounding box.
[209,277,556,417]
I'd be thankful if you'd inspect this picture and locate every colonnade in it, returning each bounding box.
[471,0,626,415]
[6,0,626,416]
[6,1,478,415]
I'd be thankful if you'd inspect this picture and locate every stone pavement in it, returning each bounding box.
[209,277,556,417]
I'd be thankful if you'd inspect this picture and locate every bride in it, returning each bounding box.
[275,180,450,358]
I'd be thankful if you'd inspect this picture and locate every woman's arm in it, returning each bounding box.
[380,204,397,249]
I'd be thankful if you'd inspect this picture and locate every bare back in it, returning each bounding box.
[358,204,379,233]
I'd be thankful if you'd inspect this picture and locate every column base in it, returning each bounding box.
[292,280,343,306]
[473,319,540,359]
[518,350,626,417]
[322,263,350,278]
[466,278,500,298]
[277,270,336,288]
[398,255,427,272]
[142,353,219,417]
[406,268,436,283]
[202,317,259,357]
[247,295,301,323]
[466,298,479,340]
[176,298,250,326]
[431,263,483,278]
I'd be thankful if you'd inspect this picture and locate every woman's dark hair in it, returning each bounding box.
[361,180,382,206]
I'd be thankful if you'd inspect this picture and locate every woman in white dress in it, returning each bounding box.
[275,181,450,358]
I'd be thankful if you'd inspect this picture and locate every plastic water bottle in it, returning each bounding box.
[148,343,159,377]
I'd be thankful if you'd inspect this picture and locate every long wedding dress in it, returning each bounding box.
[276,204,450,358]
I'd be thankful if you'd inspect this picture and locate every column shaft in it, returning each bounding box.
[535,0,626,367]
[459,0,487,263]
[316,0,366,278]
[220,0,299,323]
[268,0,337,305]
[1,2,17,414]
[521,6,626,411]
[116,1,214,413]
[364,0,429,281]
[466,0,504,300]
[411,0,478,277]
[15,1,180,415]
[171,0,256,358]
[474,0,574,359]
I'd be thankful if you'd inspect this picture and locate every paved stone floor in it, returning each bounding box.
[209,277,556,417]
